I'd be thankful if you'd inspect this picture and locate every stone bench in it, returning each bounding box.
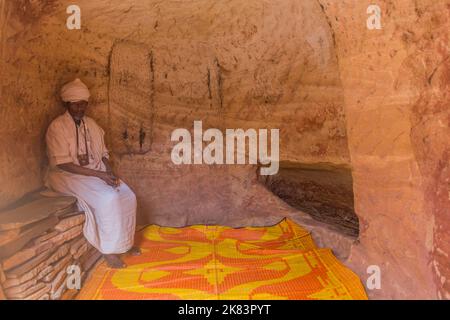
[0,192,101,300]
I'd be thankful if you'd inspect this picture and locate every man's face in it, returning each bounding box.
[67,100,88,121]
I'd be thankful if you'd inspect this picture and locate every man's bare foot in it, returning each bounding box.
[128,247,141,256]
[103,254,127,269]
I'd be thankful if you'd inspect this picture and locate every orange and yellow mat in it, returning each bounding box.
[77,218,367,300]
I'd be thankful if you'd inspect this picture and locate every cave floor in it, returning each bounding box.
[77,219,367,300]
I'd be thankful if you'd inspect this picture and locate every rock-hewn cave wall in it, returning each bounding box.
[318,0,449,299]
[0,0,448,299]
[0,0,350,225]
[0,0,61,208]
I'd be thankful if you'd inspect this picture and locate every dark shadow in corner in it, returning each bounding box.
[259,161,359,237]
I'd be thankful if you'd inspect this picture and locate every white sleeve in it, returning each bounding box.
[46,122,73,166]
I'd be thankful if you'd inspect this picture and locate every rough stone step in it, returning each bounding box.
[54,214,85,232]
[1,240,54,271]
[23,284,51,300]
[0,229,20,246]
[3,228,83,278]
[4,243,69,286]
[54,207,80,218]
[32,231,59,245]
[0,216,59,260]
[43,255,72,283]
[3,263,52,289]
[6,282,47,300]
[73,242,88,260]
[77,246,96,264]
[60,211,85,219]
[47,244,71,266]
[4,275,39,297]
[0,196,76,231]
[47,225,84,247]
[69,236,87,256]
[81,248,102,272]
[51,280,66,300]
[40,236,81,284]
[50,268,67,294]
[4,247,55,281]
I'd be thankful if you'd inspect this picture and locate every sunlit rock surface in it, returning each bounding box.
[0,0,448,299]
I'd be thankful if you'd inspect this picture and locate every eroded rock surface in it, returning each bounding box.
[260,162,358,237]
[0,0,448,299]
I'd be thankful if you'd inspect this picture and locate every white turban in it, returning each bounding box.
[60,78,90,102]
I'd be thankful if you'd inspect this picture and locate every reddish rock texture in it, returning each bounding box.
[0,0,448,299]
[260,162,358,237]
[408,19,450,299]
[318,0,449,299]
[0,0,349,225]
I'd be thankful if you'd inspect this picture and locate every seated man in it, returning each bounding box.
[45,78,140,269]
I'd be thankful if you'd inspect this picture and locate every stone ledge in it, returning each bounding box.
[0,192,100,300]
[288,210,357,261]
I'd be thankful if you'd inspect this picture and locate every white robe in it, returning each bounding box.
[45,111,136,254]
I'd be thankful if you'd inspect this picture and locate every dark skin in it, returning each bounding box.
[58,100,141,269]
[58,101,119,187]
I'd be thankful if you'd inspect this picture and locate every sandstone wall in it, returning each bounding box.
[0,0,60,208]
[319,0,448,299]
[0,0,448,299]
[0,0,349,222]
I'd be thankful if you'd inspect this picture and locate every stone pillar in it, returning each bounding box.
[318,0,447,299]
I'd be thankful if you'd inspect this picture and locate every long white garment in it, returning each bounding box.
[45,111,136,254]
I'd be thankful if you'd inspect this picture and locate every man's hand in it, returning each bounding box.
[98,171,120,188]
[99,157,121,188]
[102,157,114,174]
[58,161,121,188]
